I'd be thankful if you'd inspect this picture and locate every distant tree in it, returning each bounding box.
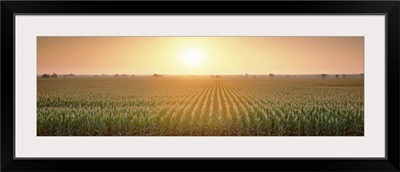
[342,75,346,79]
[114,74,119,77]
[336,74,339,79]
[132,74,135,77]
[211,75,222,79]
[269,73,274,79]
[321,74,327,79]
[360,73,364,78]
[245,73,248,77]
[253,75,256,78]
[286,75,290,78]
[153,74,162,78]
[41,74,50,78]
[51,73,58,78]
[122,74,127,77]
[94,75,98,77]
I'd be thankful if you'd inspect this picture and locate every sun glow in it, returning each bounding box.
[180,47,205,67]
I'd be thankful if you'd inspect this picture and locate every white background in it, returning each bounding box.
[15,15,386,158]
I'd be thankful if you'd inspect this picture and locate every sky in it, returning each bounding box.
[37,37,364,75]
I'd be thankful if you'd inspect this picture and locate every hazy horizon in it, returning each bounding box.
[37,73,364,76]
[37,36,364,75]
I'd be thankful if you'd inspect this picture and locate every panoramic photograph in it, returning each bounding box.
[37,36,364,136]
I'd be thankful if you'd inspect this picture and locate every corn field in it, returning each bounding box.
[37,77,364,136]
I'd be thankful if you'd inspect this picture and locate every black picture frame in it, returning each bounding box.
[1,1,399,171]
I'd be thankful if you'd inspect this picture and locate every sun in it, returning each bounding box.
[180,47,205,67]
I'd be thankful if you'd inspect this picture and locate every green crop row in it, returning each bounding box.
[37,77,364,136]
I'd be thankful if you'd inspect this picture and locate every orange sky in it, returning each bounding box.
[37,37,364,75]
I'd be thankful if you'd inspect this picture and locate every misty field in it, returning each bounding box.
[37,77,364,136]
